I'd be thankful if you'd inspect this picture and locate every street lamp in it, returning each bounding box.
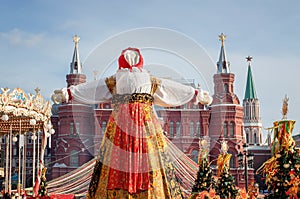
[237,143,254,192]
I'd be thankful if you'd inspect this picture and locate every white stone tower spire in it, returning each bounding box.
[217,33,230,74]
[66,35,86,88]
[70,35,82,74]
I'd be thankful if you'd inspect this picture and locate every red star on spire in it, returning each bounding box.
[246,56,253,62]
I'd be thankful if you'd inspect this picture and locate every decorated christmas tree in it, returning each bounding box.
[191,138,216,193]
[257,96,300,198]
[215,141,239,199]
[189,139,247,199]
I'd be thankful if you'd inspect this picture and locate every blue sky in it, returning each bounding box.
[1,1,300,137]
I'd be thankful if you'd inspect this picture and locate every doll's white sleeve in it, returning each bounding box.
[153,78,212,107]
[153,78,196,107]
[65,78,112,104]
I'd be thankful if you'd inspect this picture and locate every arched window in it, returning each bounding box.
[191,149,198,163]
[196,122,201,137]
[230,122,235,137]
[170,122,174,137]
[70,122,74,135]
[253,128,258,144]
[228,151,235,168]
[190,122,194,137]
[252,105,256,119]
[245,128,250,143]
[75,122,80,135]
[245,102,249,119]
[101,121,107,135]
[176,122,181,137]
[224,83,229,93]
[70,150,79,167]
[223,122,228,138]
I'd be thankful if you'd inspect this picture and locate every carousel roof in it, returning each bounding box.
[0,87,52,134]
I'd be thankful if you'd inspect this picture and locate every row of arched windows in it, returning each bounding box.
[244,101,260,120]
[100,120,203,138]
[169,121,201,137]
[169,121,182,137]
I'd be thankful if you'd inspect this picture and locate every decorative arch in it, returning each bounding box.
[56,146,66,154]
[56,138,70,151]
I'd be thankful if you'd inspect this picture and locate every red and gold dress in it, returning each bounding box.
[61,48,212,199]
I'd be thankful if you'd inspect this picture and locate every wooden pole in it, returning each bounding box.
[18,120,21,196]
[9,127,12,194]
[22,132,26,190]
[5,133,9,193]
[32,128,36,191]
[37,130,40,178]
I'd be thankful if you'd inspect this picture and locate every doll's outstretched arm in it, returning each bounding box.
[51,78,113,104]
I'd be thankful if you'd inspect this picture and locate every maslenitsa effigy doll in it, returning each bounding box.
[52,47,212,199]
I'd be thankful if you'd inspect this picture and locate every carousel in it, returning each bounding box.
[0,87,53,197]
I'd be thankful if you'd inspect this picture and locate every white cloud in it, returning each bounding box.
[57,20,82,31]
[0,29,45,47]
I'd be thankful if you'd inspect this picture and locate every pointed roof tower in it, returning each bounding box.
[243,56,262,146]
[70,35,82,74]
[217,33,230,74]
[244,56,257,99]
[66,35,86,88]
[209,33,244,171]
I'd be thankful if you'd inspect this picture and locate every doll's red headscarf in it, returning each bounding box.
[118,47,144,71]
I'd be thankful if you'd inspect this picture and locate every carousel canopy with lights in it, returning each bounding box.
[0,87,53,196]
[0,87,52,134]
